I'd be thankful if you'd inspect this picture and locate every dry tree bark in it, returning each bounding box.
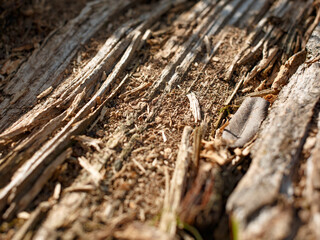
[0,0,132,133]
[304,27,320,240]
[305,115,320,240]
[227,24,320,240]
[0,0,186,221]
[154,0,316,239]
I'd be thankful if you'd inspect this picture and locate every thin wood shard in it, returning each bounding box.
[227,25,320,239]
[222,97,269,148]
[78,156,103,186]
[159,126,192,237]
[114,222,170,240]
[187,92,201,123]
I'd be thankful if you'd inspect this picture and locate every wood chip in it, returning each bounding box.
[78,157,103,185]
[115,222,170,240]
[37,86,53,100]
[132,158,146,173]
[187,92,201,123]
[73,135,103,152]
[53,183,61,201]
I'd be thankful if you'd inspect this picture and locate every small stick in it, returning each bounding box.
[234,89,278,104]
[37,86,53,100]
[193,126,202,169]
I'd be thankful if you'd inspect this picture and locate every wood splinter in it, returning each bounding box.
[187,92,201,123]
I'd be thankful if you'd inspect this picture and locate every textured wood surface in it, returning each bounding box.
[227,24,320,240]
[0,0,132,132]
[0,0,317,239]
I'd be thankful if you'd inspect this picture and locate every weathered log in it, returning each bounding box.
[1,1,318,239]
[305,112,320,240]
[0,0,132,132]
[226,24,320,240]
[0,30,143,219]
[0,0,184,220]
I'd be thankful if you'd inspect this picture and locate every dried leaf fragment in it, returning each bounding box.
[222,97,269,148]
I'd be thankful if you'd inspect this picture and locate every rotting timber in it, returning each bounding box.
[0,0,320,239]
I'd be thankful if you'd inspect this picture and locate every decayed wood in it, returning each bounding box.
[0,16,138,188]
[7,149,72,219]
[0,0,183,219]
[179,161,223,229]
[234,88,278,104]
[0,0,175,143]
[148,0,254,98]
[159,126,192,237]
[0,0,132,132]
[186,35,224,93]
[147,2,217,98]
[271,49,306,90]
[306,112,320,239]
[226,25,320,239]
[151,0,299,132]
[1,1,318,239]
[32,123,133,239]
[12,201,54,240]
[0,31,143,219]
[153,0,213,61]
[164,0,265,94]
[226,0,311,84]
[214,0,313,130]
[306,20,320,60]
